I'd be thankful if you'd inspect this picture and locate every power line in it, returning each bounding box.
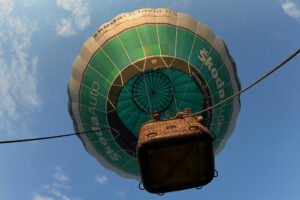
[190,48,300,116]
[0,49,299,145]
[0,129,102,144]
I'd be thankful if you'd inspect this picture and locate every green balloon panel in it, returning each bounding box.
[79,24,233,176]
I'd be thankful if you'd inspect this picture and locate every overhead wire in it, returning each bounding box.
[189,48,300,117]
[0,129,104,144]
[0,49,299,145]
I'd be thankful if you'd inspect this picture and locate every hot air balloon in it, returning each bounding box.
[68,8,241,192]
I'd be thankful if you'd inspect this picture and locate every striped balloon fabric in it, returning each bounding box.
[68,8,241,180]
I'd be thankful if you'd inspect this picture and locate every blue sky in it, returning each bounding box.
[0,0,299,199]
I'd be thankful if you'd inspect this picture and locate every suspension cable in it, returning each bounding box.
[0,49,298,144]
[189,48,300,117]
[0,129,104,144]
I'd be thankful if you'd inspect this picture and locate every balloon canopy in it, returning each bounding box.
[68,8,241,180]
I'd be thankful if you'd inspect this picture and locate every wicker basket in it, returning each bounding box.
[137,117,215,193]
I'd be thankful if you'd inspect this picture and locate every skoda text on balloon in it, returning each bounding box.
[88,81,120,161]
[87,81,100,116]
[197,48,225,99]
[90,117,121,161]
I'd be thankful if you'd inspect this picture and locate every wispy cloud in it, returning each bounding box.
[282,1,300,20]
[96,174,108,185]
[151,0,191,12]
[0,0,13,19]
[32,193,54,200]
[33,166,80,200]
[23,0,41,7]
[50,189,71,200]
[118,191,128,200]
[56,0,90,36]
[54,166,69,182]
[0,0,41,138]
[52,182,72,190]
[56,18,76,36]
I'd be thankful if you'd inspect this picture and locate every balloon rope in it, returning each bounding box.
[190,48,300,117]
[141,72,154,115]
[166,67,179,113]
[0,129,105,144]
[178,77,191,109]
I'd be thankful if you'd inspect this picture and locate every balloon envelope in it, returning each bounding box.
[68,8,241,180]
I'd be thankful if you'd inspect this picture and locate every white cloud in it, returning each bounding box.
[118,191,128,200]
[282,1,300,20]
[32,193,54,200]
[54,166,69,182]
[96,174,108,185]
[34,166,79,200]
[56,18,76,36]
[51,166,72,200]
[56,0,90,36]
[51,189,71,200]
[0,2,41,138]
[24,0,41,7]
[42,184,73,200]
[158,0,192,12]
[0,0,13,20]
[52,183,72,190]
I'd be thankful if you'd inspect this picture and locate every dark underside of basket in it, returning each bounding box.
[137,118,215,193]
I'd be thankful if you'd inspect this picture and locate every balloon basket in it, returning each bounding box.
[137,117,215,193]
